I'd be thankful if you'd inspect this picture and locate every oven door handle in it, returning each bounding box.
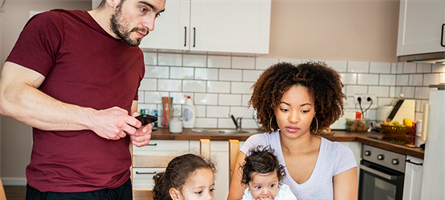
[360,165,400,180]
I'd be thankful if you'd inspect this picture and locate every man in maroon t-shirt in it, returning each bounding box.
[0,0,166,199]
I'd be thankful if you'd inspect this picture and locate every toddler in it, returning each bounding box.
[152,154,216,200]
[241,146,297,200]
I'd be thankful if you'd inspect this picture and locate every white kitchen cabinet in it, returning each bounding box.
[403,156,423,200]
[132,140,190,190]
[397,0,445,56]
[140,0,271,54]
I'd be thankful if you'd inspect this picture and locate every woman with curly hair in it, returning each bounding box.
[240,145,297,200]
[153,154,216,200]
[228,62,357,200]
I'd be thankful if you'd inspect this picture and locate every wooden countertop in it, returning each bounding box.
[150,128,424,159]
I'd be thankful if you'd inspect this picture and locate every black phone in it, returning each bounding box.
[135,114,158,126]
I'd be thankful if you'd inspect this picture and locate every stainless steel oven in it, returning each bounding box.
[358,145,406,200]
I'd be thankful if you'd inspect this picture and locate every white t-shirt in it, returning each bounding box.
[241,131,357,200]
[242,183,297,200]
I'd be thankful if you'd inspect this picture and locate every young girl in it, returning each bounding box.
[153,154,216,200]
[241,146,297,200]
[228,61,358,200]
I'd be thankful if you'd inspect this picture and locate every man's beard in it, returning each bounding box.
[110,9,144,47]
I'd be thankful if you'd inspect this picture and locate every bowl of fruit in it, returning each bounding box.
[380,118,413,135]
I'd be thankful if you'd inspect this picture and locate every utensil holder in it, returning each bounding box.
[161,97,173,127]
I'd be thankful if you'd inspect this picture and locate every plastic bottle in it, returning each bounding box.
[183,96,195,128]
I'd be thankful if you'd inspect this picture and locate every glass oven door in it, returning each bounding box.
[358,160,405,200]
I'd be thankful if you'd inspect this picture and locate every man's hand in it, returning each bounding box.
[127,112,152,147]
[88,106,142,140]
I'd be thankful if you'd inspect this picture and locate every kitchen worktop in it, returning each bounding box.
[150,128,424,159]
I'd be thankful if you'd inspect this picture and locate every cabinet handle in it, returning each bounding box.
[440,24,445,47]
[184,27,187,47]
[136,171,156,175]
[193,27,196,48]
[406,159,423,166]
[421,104,429,142]
[146,143,157,146]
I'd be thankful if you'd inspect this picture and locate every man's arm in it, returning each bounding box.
[0,62,141,140]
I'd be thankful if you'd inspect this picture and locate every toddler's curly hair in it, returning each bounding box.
[241,145,285,185]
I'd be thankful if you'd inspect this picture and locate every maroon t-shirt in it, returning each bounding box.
[6,9,144,192]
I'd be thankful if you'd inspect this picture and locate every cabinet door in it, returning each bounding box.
[397,0,445,56]
[140,0,191,50]
[190,0,271,54]
[403,156,423,200]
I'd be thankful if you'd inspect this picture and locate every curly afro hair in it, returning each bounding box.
[249,61,346,133]
[240,145,285,186]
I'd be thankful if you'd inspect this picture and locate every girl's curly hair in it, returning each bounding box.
[152,154,216,200]
[240,145,285,185]
[249,61,345,133]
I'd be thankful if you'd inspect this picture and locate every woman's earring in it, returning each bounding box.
[269,115,274,131]
[314,117,319,134]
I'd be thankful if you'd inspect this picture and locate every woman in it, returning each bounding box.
[227,62,357,200]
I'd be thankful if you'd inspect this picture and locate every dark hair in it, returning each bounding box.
[152,154,216,200]
[249,61,345,134]
[240,145,285,185]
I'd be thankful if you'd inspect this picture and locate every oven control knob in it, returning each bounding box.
[365,151,371,156]
[392,159,399,165]
[377,154,384,160]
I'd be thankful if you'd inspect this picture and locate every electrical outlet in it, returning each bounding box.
[354,94,377,105]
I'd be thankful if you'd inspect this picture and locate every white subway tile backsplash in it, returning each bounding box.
[409,74,423,86]
[345,85,368,96]
[143,52,157,65]
[394,87,402,98]
[368,86,389,97]
[415,87,430,99]
[243,70,263,82]
[348,61,369,73]
[279,58,302,65]
[396,63,404,74]
[370,62,391,74]
[195,68,218,80]
[417,63,432,73]
[195,93,218,105]
[208,55,231,68]
[340,73,357,84]
[145,66,169,78]
[232,57,255,69]
[169,92,190,104]
[391,63,398,74]
[344,97,355,109]
[183,54,207,67]
[183,80,206,92]
[219,94,242,106]
[230,106,254,118]
[325,60,347,72]
[220,69,242,81]
[158,79,182,92]
[358,74,379,85]
[256,57,279,70]
[139,78,157,91]
[242,94,252,106]
[206,106,230,118]
[195,118,217,128]
[432,63,445,72]
[396,75,409,86]
[389,87,396,98]
[232,82,253,94]
[138,91,144,103]
[241,119,259,129]
[401,87,415,98]
[377,98,394,106]
[144,91,169,103]
[379,75,396,86]
[415,100,422,112]
[218,118,236,128]
[207,81,230,93]
[423,74,439,86]
[440,73,445,83]
[403,62,417,73]
[170,67,194,79]
[195,105,206,117]
[158,53,182,66]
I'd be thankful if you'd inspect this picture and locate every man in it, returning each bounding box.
[0,0,166,199]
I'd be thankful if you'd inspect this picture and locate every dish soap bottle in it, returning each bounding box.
[183,95,195,128]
